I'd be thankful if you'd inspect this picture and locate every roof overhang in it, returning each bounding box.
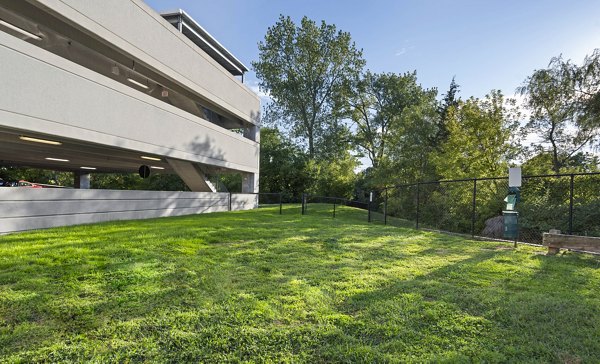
[160,9,249,77]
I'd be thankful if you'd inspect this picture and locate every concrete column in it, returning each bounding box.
[242,125,259,194]
[243,125,260,142]
[74,172,91,189]
[242,172,258,194]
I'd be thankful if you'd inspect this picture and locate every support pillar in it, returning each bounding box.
[74,172,90,189]
[242,172,258,194]
[243,125,260,143]
[242,124,260,197]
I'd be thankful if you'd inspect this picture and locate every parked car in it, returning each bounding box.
[17,180,43,188]
[0,180,17,187]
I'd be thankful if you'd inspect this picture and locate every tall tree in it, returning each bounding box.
[575,49,600,133]
[431,91,519,179]
[381,95,439,185]
[253,15,365,158]
[348,71,437,169]
[519,52,600,173]
[433,77,460,147]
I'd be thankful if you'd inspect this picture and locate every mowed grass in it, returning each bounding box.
[1,205,600,363]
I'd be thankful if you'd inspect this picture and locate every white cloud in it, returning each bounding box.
[395,41,415,57]
[248,82,271,101]
[395,47,407,56]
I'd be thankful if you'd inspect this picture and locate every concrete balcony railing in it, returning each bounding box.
[27,0,260,126]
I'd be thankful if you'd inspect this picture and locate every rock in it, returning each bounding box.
[482,215,504,238]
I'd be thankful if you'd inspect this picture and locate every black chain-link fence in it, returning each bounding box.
[301,194,369,221]
[231,192,285,214]
[300,172,600,245]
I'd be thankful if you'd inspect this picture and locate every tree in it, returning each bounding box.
[426,91,519,234]
[519,52,600,173]
[306,153,358,199]
[522,151,599,175]
[253,15,365,158]
[259,127,312,198]
[348,71,438,170]
[379,95,439,185]
[433,77,460,147]
[431,90,519,179]
[575,49,600,134]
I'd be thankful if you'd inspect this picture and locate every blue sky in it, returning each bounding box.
[145,0,599,100]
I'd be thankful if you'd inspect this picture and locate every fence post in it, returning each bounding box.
[384,188,388,225]
[333,198,336,218]
[279,192,283,215]
[229,192,232,211]
[471,178,477,237]
[569,174,574,235]
[416,183,420,229]
[368,191,372,223]
[301,193,305,215]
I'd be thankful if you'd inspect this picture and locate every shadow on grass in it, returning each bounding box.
[333,245,600,362]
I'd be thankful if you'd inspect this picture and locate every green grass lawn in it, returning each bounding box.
[1,205,600,363]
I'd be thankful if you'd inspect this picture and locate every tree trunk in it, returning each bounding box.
[307,129,314,158]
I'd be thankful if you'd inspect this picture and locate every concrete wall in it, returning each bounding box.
[231,193,261,211]
[26,0,260,126]
[0,31,258,174]
[0,189,258,234]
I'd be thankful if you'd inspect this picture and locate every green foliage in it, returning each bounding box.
[422,91,518,233]
[1,207,600,362]
[522,152,599,175]
[306,153,358,199]
[517,174,600,239]
[572,49,600,133]
[0,167,187,191]
[379,95,439,185]
[431,90,519,180]
[90,173,187,191]
[259,127,312,198]
[253,15,365,157]
[347,71,439,187]
[519,51,600,173]
[348,71,438,170]
[219,173,243,193]
[433,77,461,147]
[0,166,73,187]
[259,127,357,198]
[251,33,600,204]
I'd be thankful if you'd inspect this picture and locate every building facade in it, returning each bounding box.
[0,0,260,233]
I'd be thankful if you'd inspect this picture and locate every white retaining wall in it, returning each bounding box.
[0,189,258,234]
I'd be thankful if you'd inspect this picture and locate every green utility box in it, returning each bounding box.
[503,211,519,239]
[504,194,517,210]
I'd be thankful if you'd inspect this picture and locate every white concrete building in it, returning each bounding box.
[0,0,260,233]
